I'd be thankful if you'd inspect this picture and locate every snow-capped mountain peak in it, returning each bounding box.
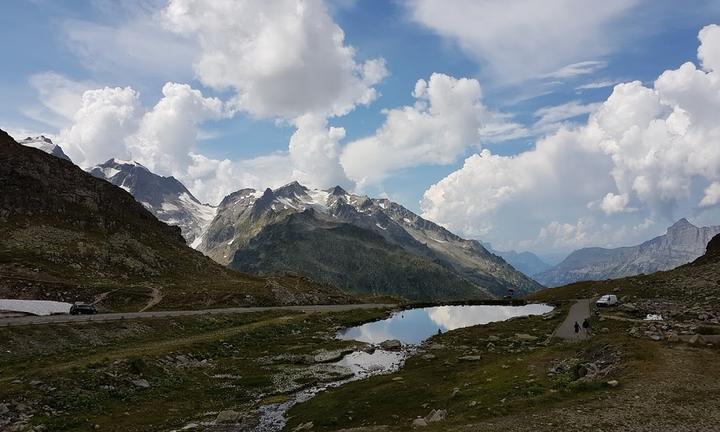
[19,136,71,162]
[88,159,216,246]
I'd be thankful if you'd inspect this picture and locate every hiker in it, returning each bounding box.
[574,321,580,334]
[582,318,590,330]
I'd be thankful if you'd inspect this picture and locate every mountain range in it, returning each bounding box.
[481,244,552,277]
[14,136,540,301]
[535,218,720,287]
[197,182,542,300]
[0,129,351,309]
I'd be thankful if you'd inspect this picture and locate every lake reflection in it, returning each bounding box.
[339,304,553,345]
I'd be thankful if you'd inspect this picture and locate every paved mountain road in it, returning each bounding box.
[553,299,592,340]
[0,303,395,328]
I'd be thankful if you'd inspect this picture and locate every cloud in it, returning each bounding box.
[533,100,601,128]
[128,82,225,175]
[62,14,196,82]
[340,73,526,186]
[575,79,622,91]
[289,114,352,189]
[600,192,634,215]
[162,0,386,119]
[421,24,720,252]
[542,60,607,79]
[700,182,720,207]
[407,0,638,83]
[20,73,95,130]
[58,86,143,166]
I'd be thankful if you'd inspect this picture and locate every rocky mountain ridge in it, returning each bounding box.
[198,181,542,300]
[535,218,720,287]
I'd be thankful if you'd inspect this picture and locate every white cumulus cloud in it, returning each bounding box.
[162,0,386,119]
[341,73,526,186]
[421,24,720,252]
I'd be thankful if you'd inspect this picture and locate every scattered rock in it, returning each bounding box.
[215,410,241,424]
[131,379,150,388]
[293,422,314,431]
[422,354,436,360]
[412,418,428,428]
[451,388,461,398]
[515,333,538,342]
[607,380,619,387]
[600,327,610,334]
[425,409,447,423]
[380,339,402,351]
[458,355,482,362]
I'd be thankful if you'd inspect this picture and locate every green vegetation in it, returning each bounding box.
[0,308,390,431]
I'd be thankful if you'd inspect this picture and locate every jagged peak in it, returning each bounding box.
[274,180,307,197]
[328,185,348,196]
[668,217,696,232]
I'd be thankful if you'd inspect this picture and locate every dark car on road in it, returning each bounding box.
[70,304,97,315]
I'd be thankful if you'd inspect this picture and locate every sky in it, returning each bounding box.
[3,0,720,257]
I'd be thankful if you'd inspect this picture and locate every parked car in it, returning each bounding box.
[596,294,618,307]
[69,303,97,315]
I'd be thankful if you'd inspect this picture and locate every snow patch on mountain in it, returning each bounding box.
[19,136,71,162]
[88,159,216,245]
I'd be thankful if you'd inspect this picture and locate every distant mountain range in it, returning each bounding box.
[2,129,351,308]
[535,218,720,287]
[89,159,216,245]
[481,244,552,277]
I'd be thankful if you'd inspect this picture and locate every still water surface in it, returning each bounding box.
[339,303,554,345]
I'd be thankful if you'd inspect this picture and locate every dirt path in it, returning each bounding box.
[553,299,591,340]
[139,287,163,312]
[0,303,395,327]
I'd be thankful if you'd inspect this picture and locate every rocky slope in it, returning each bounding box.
[198,182,542,300]
[89,159,216,245]
[535,218,720,287]
[0,129,352,308]
[18,135,71,161]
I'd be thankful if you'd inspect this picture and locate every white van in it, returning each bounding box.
[596,294,618,307]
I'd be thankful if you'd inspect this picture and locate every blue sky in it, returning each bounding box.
[3,0,720,255]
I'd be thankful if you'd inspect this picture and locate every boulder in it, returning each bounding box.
[412,418,428,428]
[514,333,538,342]
[380,339,402,351]
[606,380,619,387]
[131,379,150,388]
[215,410,241,423]
[425,409,447,423]
[458,355,482,362]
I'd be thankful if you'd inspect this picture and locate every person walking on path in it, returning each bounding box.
[582,318,591,336]
[574,321,580,334]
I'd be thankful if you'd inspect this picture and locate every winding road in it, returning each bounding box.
[554,299,592,340]
[0,303,395,328]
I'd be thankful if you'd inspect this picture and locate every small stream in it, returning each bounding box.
[251,303,553,431]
